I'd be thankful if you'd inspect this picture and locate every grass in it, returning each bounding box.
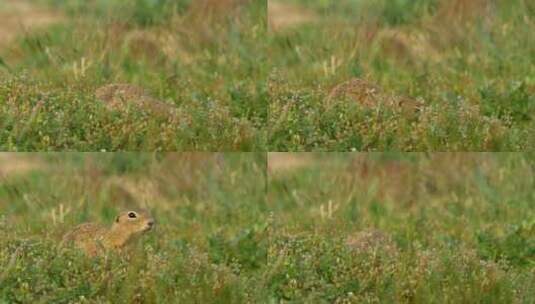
[0,0,267,151]
[0,153,269,302]
[1,153,534,302]
[1,0,533,151]
[268,0,535,151]
[267,153,535,302]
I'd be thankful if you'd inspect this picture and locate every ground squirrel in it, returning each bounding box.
[327,78,382,107]
[62,210,155,256]
[345,229,399,257]
[327,78,423,115]
[95,83,177,119]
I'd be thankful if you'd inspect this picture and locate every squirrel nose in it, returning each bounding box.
[147,220,155,227]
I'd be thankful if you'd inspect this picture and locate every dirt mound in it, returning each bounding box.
[95,83,177,119]
[348,156,419,205]
[377,29,443,66]
[0,154,45,178]
[435,0,494,24]
[0,0,63,49]
[268,0,317,32]
[268,153,314,174]
[123,30,166,63]
[375,0,495,66]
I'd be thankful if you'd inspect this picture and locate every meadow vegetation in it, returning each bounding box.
[267,153,535,302]
[2,0,532,151]
[0,0,267,151]
[0,0,534,302]
[1,153,533,302]
[0,153,268,302]
[268,0,535,151]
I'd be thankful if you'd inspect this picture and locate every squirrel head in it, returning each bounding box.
[112,209,155,235]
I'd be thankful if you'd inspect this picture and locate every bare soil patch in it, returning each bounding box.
[0,153,45,178]
[268,0,317,32]
[268,152,314,174]
[0,0,63,49]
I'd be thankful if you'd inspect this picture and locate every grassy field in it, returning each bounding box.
[2,0,533,152]
[0,0,267,151]
[0,153,268,302]
[1,152,533,302]
[268,0,535,151]
[267,153,534,302]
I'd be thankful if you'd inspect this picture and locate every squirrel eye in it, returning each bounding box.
[128,212,137,218]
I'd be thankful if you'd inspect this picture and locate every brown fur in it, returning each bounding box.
[327,78,423,116]
[62,210,155,256]
[95,83,177,119]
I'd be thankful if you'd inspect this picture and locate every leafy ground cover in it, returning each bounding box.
[1,152,533,302]
[268,0,535,151]
[0,0,267,151]
[267,152,535,302]
[1,0,533,151]
[0,153,268,302]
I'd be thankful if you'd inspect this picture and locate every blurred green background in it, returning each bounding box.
[0,152,268,302]
[0,152,534,302]
[267,152,535,302]
[268,0,534,151]
[0,0,267,150]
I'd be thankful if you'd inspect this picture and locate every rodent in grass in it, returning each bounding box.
[62,210,155,256]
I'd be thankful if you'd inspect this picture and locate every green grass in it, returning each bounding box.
[1,0,533,151]
[0,0,267,151]
[267,153,535,302]
[1,153,534,302]
[0,153,269,302]
[268,0,535,151]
